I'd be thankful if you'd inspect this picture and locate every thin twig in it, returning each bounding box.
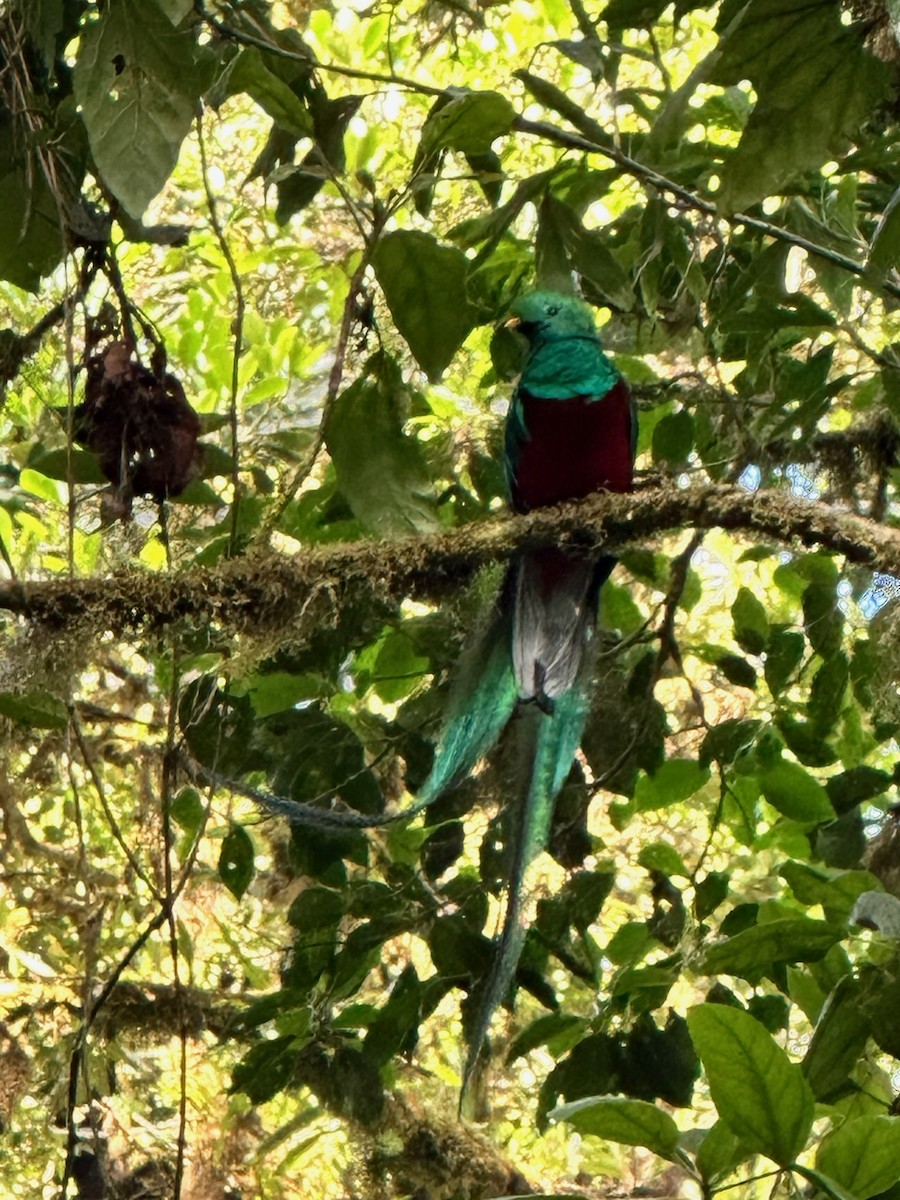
[261,254,371,537]
[161,646,189,1200]
[198,115,245,556]
[68,706,161,899]
[194,1,445,96]
[512,115,900,300]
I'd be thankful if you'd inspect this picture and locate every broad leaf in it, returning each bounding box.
[697,917,843,981]
[687,1004,814,1165]
[418,88,515,159]
[759,760,833,823]
[731,587,769,656]
[802,975,871,1100]
[634,759,709,811]
[711,0,889,212]
[324,354,439,534]
[373,231,481,380]
[219,824,255,900]
[222,47,313,138]
[0,164,66,290]
[817,1116,900,1200]
[0,689,67,730]
[551,1096,681,1158]
[74,0,199,217]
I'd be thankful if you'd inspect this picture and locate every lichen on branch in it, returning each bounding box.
[0,485,897,639]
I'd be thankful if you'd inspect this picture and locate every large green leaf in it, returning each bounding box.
[802,975,871,1100]
[0,690,67,730]
[817,1116,900,1200]
[221,47,313,139]
[22,0,65,69]
[687,1004,814,1166]
[634,759,710,811]
[551,1097,681,1158]
[324,354,439,535]
[418,88,515,159]
[372,231,481,381]
[0,170,64,291]
[695,1119,754,1185]
[868,187,900,280]
[697,917,843,981]
[711,0,889,212]
[759,760,833,823]
[731,587,769,656]
[73,0,199,216]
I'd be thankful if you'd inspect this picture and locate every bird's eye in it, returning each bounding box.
[546,305,559,316]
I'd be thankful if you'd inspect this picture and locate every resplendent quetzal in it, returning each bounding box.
[204,289,635,1106]
[414,289,635,1104]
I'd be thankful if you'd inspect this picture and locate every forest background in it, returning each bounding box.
[3,1,900,1198]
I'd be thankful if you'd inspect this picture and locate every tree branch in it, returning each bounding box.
[512,110,900,300]
[0,485,896,636]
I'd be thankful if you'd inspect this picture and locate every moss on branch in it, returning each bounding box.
[1,485,898,637]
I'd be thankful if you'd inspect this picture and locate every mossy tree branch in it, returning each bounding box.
[0,485,896,639]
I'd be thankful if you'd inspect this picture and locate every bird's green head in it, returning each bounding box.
[507,290,598,344]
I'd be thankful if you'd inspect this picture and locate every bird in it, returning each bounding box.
[198,289,635,1107]
[414,289,636,1108]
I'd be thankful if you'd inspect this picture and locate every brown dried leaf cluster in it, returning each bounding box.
[74,341,202,517]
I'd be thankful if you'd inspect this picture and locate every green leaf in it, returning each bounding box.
[697,917,843,981]
[28,448,107,485]
[324,354,439,535]
[792,1165,859,1200]
[0,170,64,291]
[73,0,198,217]
[634,759,710,811]
[638,842,687,878]
[652,410,694,468]
[284,887,345,987]
[732,587,769,656]
[695,1119,754,1185]
[759,760,833,823]
[802,975,871,1100]
[817,1116,900,1199]
[222,47,313,138]
[602,0,673,30]
[231,1036,297,1104]
[775,715,837,768]
[551,1097,681,1158]
[868,187,900,279]
[541,195,634,310]
[694,872,730,921]
[23,0,65,69]
[826,765,892,814]
[780,862,878,919]
[803,582,843,660]
[0,689,68,730]
[717,654,756,690]
[506,1014,585,1064]
[711,0,889,213]
[764,630,805,696]
[808,652,849,732]
[219,825,255,900]
[419,88,515,157]
[700,718,761,767]
[363,965,421,1066]
[373,231,481,381]
[168,787,205,840]
[747,994,789,1033]
[687,1004,814,1165]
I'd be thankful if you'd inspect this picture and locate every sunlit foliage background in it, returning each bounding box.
[2,1,900,1197]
